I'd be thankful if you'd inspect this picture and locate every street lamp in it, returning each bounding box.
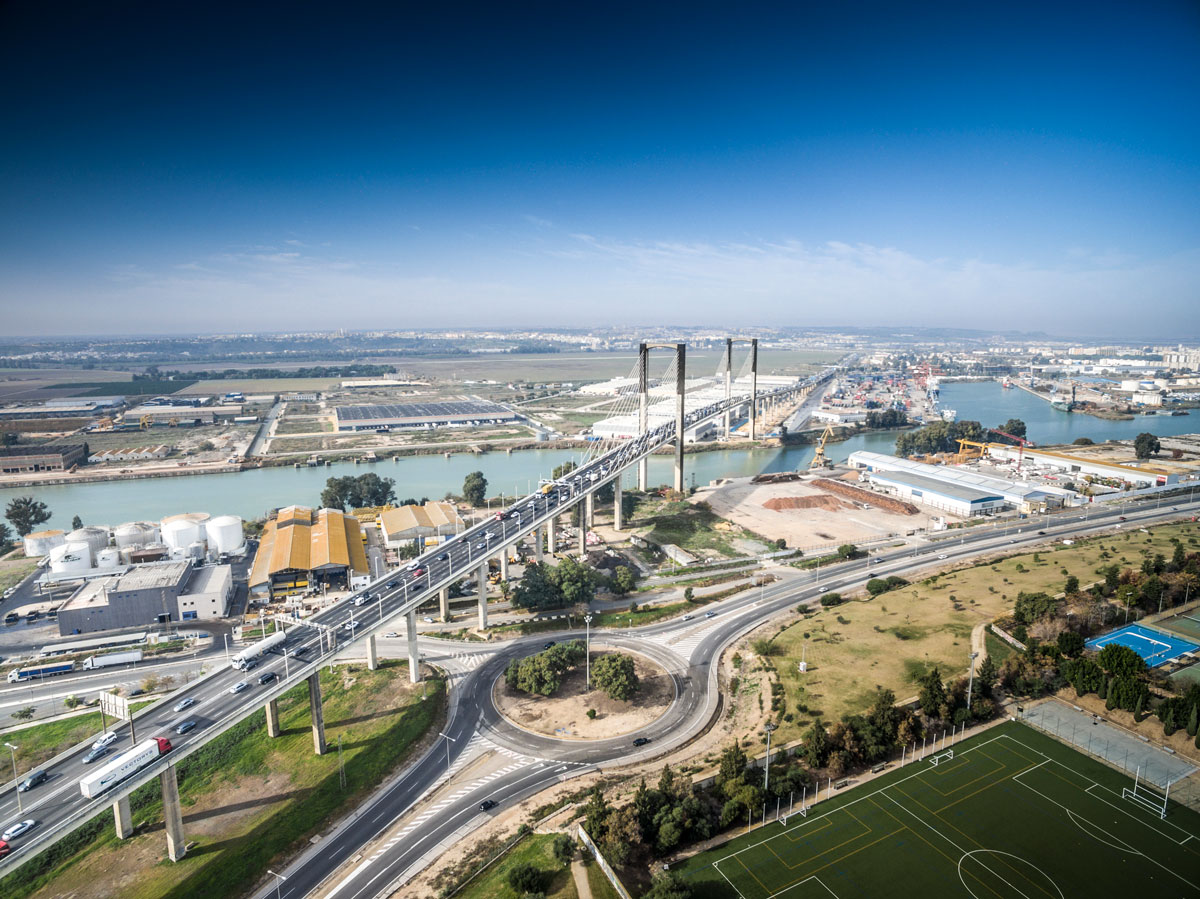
[438,730,457,776]
[5,742,21,812]
[763,724,776,792]
[584,615,593,691]
[266,869,287,899]
[965,651,980,711]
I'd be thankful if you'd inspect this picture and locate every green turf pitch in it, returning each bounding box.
[676,722,1200,899]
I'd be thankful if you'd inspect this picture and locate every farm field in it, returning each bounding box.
[676,722,1200,899]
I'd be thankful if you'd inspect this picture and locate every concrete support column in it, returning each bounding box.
[265,698,281,738]
[407,609,421,682]
[585,492,594,527]
[366,633,378,671]
[499,551,509,581]
[160,766,186,862]
[674,342,686,494]
[308,671,326,755]
[613,478,623,531]
[638,341,649,491]
[724,337,733,437]
[533,526,543,562]
[578,514,587,555]
[476,566,489,629]
[113,794,133,839]
[749,339,758,441]
[547,515,556,552]
[439,586,450,621]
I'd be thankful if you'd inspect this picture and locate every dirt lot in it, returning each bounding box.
[695,469,944,551]
[493,648,672,739]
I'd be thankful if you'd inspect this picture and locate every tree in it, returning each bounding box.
[1057,631,1085,657]
[611,565,637,596]
[551,555,596,606]
[512,562,565,611]
[591,652,640,701]
[71,514,83,530]
[462,471,488,506]
[642,872,693,899]
[801,722,830,768]
[1064,575,1079,595]
[1134,432,1160,460]
[1097,643,1147,679]
[0,522,11,550]
[976,655,998,697]
[836,544,858,560]
[865,578,889,596]
[1072,437,1094,446]
[999,419,1027,440]
[552,833,575,865]
[11,706,34,721]
[507,861,544,893]
[5,496,50,537]
[552,460,578,480]
[919,667,947,719]
[320,473,396,510]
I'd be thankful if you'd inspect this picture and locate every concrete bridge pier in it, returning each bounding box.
[499,551,509,581]
[477,564,489,629]
[366,633,378,671]
[265,698,281,737]
[585,492,594,527]
[113,794,133,839]
[407,609,420,682]
[439,586,450,621]
[160,766,186,861]
[533,526,544,562]
[613,478,623,531]
[578,517,587,555]
[547,515,556,552]
[308,671,327,755]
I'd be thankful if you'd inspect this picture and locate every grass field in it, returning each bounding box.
[454,834,578,899]
[676,722,1200,899]
[763,520,1200,746]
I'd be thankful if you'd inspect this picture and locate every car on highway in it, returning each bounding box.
[437,552,449,561]
[173,697,196,712]
[258,671,277,685]
[474,541,486,551]
[175,720,197,735]
[633,737,651,746]
[1119,516,1127,521]
[479,799,497,811]
[0,839,9,857]
[406,561,421,571]
[1037,530,1046,535]
[423,616,434,623]
[682,614,694,621]
[705,610,716,618]
[18,770,47,792]
[83,745,109,764]
[1,820,36,841]
[91,731,118,751]
[543,641,556,650]
[354,595,369,607]
[410,568,425,579]
[230,681,249,694]
[385,631,400,638]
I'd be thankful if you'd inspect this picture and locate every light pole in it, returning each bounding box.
[965,651,980,711]
[763,723,776,792]
[584,614,593,691]
[438,730,456,776]
[5,742,21,812]
[266,869,287,899]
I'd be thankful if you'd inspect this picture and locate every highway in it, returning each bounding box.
[0,372,825,872]
[265,491,1200,899]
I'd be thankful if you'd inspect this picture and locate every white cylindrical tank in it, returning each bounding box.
[95,547,121,569]
[185,541,206,560]
[66,526,110,557]
[205,515,244,554]
[50,541,93,574]
[23,529,65,558]
[162,518,203,551]
[168,546,187,560]
[114,521,160,548]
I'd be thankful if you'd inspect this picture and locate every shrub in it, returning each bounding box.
[819,592,844,607]
[507,861,544,893]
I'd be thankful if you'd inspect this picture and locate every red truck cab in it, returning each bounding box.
[155,737,174,754]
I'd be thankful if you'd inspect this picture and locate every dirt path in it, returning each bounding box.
[971,621,987,662]
[572,858,593,899]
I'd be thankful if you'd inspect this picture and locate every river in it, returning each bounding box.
[3,382,1193,528]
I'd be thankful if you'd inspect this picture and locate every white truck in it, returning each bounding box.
[79,737,173,798]
[82,650,143,670]
[230,630,287,670]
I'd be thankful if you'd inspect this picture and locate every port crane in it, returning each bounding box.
[809,423,835,470]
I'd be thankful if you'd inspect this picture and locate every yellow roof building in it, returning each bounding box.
[379,502,464,547]
[249,505,369,596]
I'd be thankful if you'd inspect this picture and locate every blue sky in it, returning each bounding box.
[1,1,1198,338]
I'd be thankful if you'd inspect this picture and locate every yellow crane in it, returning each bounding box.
[809,423,835,470]
[955,439,989,463]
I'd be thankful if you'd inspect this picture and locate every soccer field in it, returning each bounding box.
[676,722,1200,899]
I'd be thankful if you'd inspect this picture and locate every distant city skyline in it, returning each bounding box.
[2,1,1197,337]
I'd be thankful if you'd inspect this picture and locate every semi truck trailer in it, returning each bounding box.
[230,630,286,670]
[7,661,75,683]
[79,737,173,798]
[82,650,143,670]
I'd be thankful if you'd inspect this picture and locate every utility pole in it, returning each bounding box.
[965,651,979,711]
[584,614,593,691]
[764,723,776,792]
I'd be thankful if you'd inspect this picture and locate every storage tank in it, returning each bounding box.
[50,541,93,574]
[205,515,245,554]
[66,526,110,557]
[95,547,122,569]
[114,521,160,549]
[162,518,204,551]
[185,541,206,561]
[23,529,65,558]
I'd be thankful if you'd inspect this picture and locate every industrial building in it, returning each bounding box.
[248,506,369,599]
[378,502,464,549]
[124,403,245,426]
[56,561,234,635]
[985,444,1182,488]
[847,451,1072,516]
[0,443,89,473]
[0,398,125,422]
[334,400,518,431]
[88,445,169,463]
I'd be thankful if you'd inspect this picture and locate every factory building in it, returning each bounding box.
[88,445,170,463]
[56,561,234,635]
[847,451,1070,515]
[0,398,125,422]
[985,445,1179,488]
[248,506,369,599]
[124,403,244,426]
[334,400,518,431]
[0,443,89,473]
[378,502,464,549]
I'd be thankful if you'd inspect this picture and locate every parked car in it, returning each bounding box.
[175,720,197,735]
[230,681,249,694]
[18,771,47,792]
[173,697,196,712]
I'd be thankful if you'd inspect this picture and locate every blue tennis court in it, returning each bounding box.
[1086,623,1199,667]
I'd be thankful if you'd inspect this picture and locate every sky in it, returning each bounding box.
[1,0,1198,338]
